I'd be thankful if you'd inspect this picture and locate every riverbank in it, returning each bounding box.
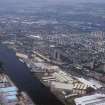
[0,45,64,105]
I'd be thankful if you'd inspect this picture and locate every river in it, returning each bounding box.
[0,45,64,105]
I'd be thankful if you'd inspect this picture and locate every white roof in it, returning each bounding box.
[75,77,102,89]
[16,53,28,59]
[51,82,73,90]
[75,94,105,105]
[0,87,17,93]
[5,91,17,96]
[6,95,17,101]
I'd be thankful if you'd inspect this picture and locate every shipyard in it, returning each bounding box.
[0,0,105,105]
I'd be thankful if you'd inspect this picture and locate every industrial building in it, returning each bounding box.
[75,94,105,105]
[0,70,35,105]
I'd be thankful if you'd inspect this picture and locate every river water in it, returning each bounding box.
[0,45,64,105]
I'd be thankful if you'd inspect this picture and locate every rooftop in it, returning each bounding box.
[75,94,105,105]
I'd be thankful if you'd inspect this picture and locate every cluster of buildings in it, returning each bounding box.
[0,3,105,105]
[3,28,105,105]
[0,69,35,105]
[75,93,105,105]
[17,51,105,105]
[1,15,105,105]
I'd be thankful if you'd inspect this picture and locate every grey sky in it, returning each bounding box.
[0,0,105,3]
[0,0,105,7]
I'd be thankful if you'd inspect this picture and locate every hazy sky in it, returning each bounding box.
[0,0,105,3]
[0,0,105,7]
